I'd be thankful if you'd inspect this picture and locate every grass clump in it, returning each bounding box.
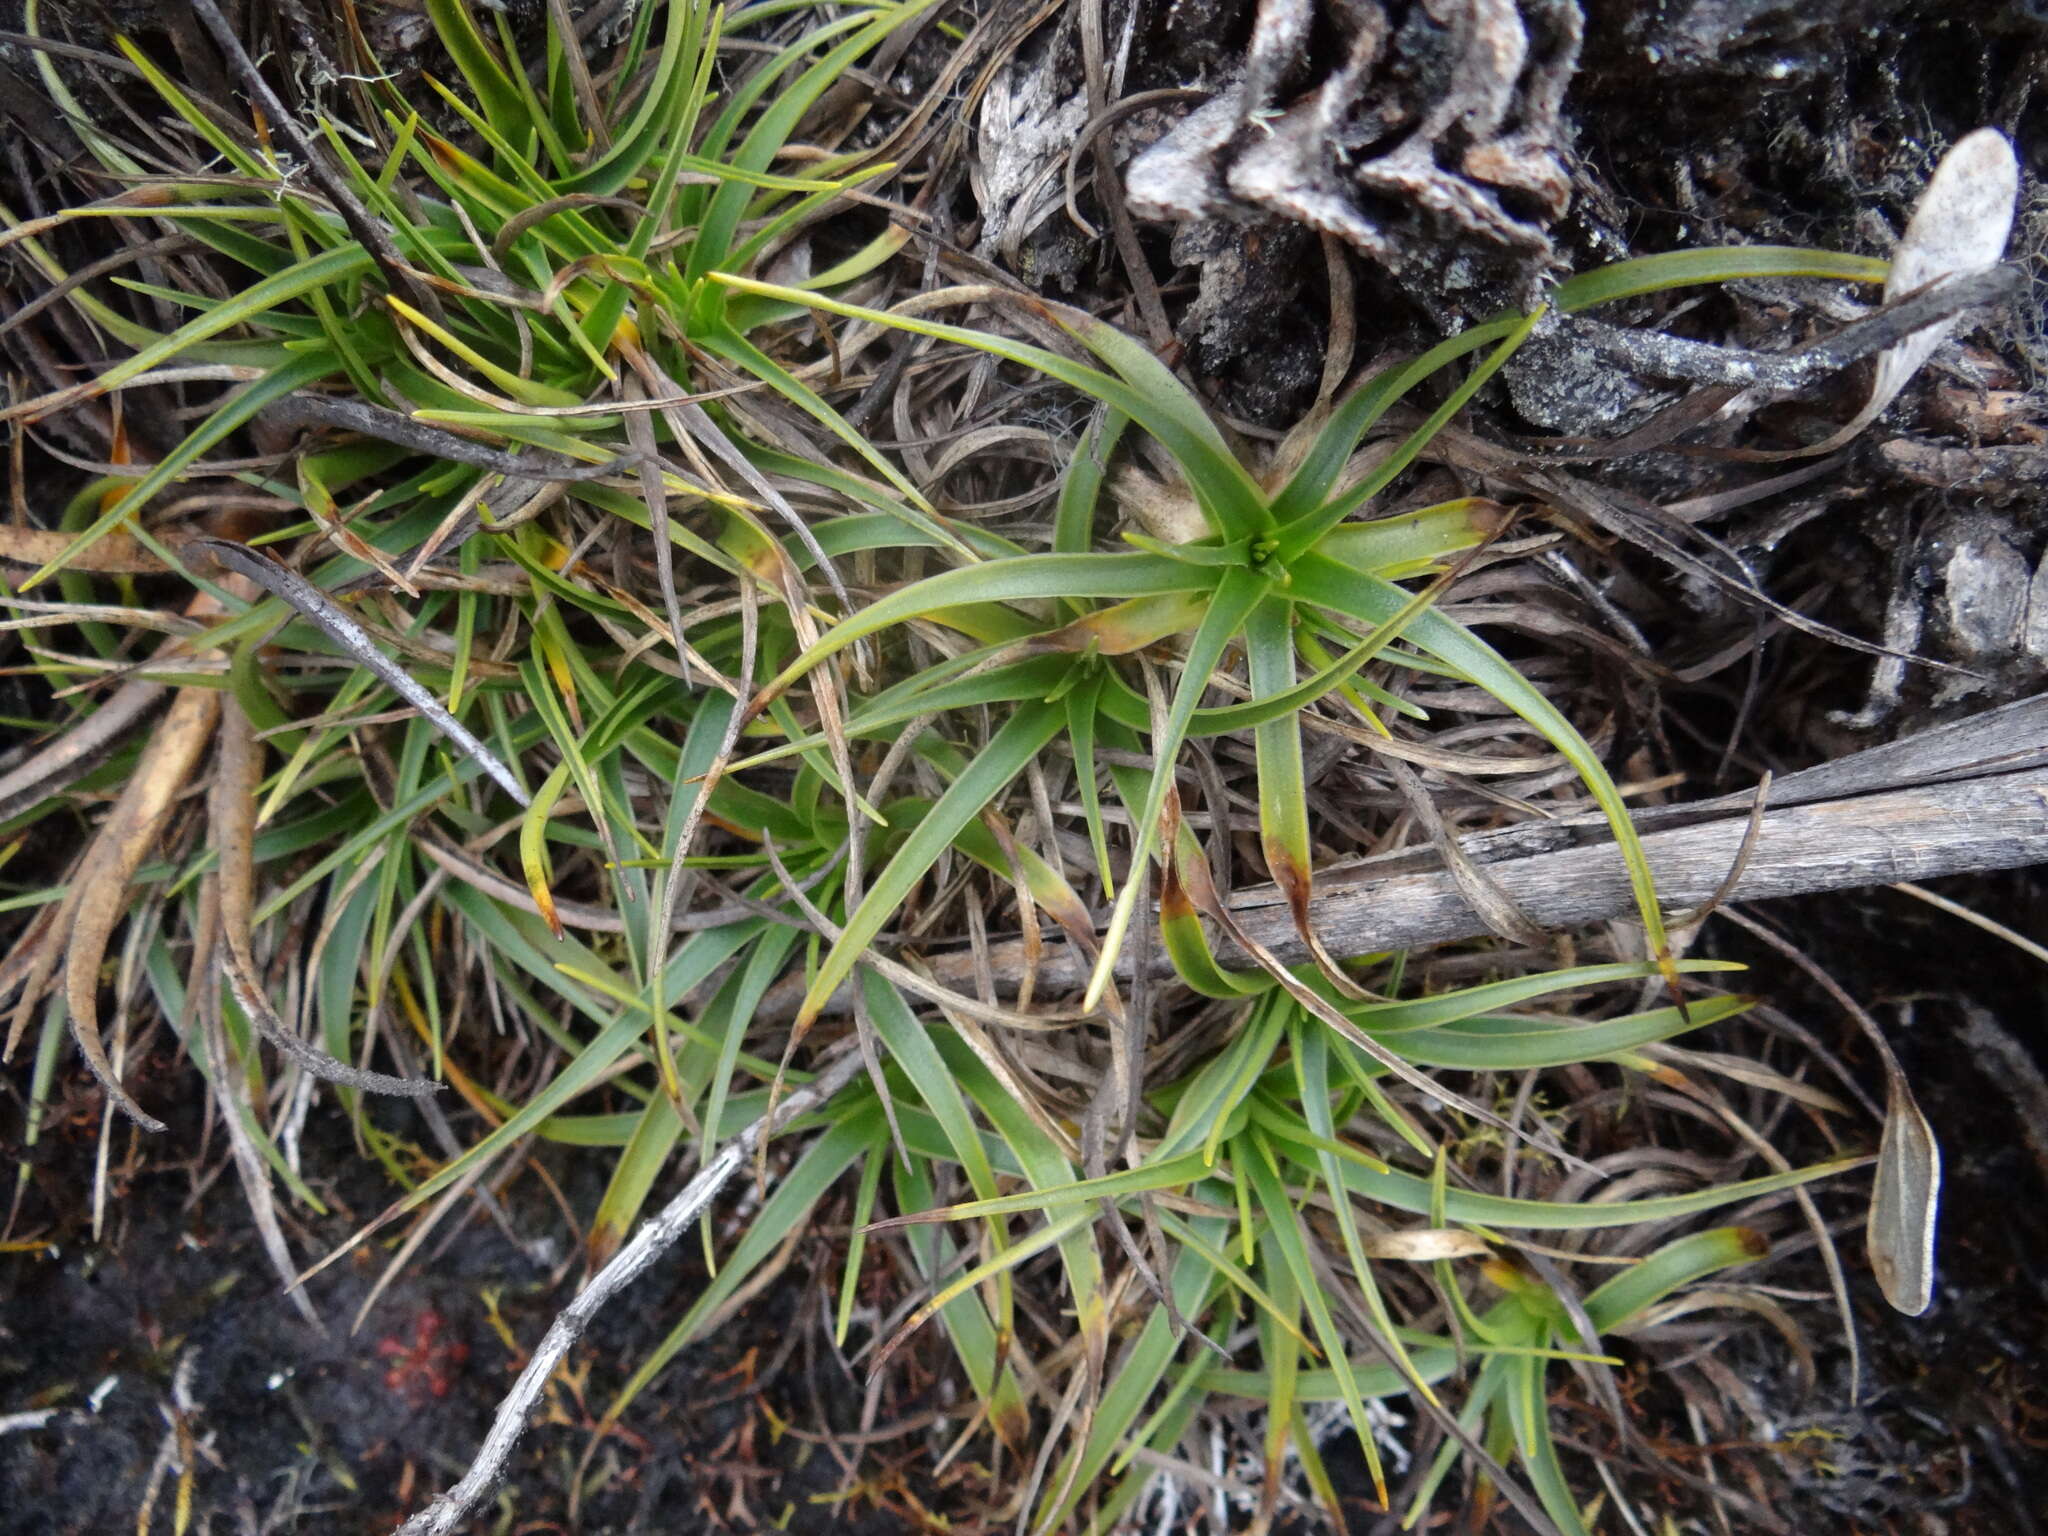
[0,2,1901,1529]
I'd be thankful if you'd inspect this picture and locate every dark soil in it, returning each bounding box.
[8,922,2045,1535]
[1,1102,933,1535]
[1658,877,2048,1536]
[1733,880,2048,1536]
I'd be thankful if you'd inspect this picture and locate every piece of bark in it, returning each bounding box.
[1881,439,2048,501]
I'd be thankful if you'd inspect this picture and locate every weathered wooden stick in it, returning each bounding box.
[1244,763,2048,960]
[771,696,2048,1017]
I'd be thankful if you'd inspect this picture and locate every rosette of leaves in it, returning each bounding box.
[715,245,1890,1030]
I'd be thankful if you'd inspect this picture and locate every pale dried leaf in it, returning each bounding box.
[1868,1067,1941,1316]
[1874,127,2021,406]
[1362,1227,1492,1262]
[1789,127,2018,456]
[63,684,222,1131]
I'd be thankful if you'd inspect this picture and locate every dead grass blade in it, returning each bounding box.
[0,523,180,574]
[61,682,221,1130]
[0,674,166,820]
[211,696,438,1098]
[200,986,324,1329]
[1890,879,2048,970]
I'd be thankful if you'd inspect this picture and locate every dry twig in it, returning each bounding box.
[393,1046,869,1536]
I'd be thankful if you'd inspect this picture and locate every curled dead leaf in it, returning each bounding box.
[211,698,439,1098]
[0,522,177,574]
[62,684,222,1131]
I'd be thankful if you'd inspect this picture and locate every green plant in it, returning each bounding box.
[584,973,1852,1534]
[578,245,1878,1531]
[717,245,1887,1023]
[0,0,1900,1528]
[0,0,949,1158]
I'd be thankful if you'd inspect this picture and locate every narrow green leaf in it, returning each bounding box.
[707,273,1269,535]
[1554,247,1888,311]
[1384,994,1750,1071]
[1087,567,1266,1010]
[1290,554,1676,977]
[423,0,530,142]
[795,701,1064,1026]
[1277,307,1543,557]
[763,553,1205,700]
[24,351,338,588]
[1584,1226,1769,1331]
[1272,315,1525,522]
[605,1102,883,1420]
[1329,1151,1860,1231]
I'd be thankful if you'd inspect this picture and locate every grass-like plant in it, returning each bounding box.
[0,0,1901,1528]
[0,0,950,1137]
[608,247,1881,1532]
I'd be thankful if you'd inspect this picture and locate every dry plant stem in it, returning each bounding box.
[211,696,437,1097]
[0,233,187,344]
[1383,754,1547,946]
[192,538,530,805]
[1228,763,2048,966]
[0,673,165,820]
[1661,773,1776,944]
[1890,879,2048,967]
[1521,464,1943,671]
[200,982,324,1331]
[417,834,784,935]
[620,358,691,684]
[1078,0,1171,346]
[392,1047,869,1536]
[259,396,638,484]
[61,683,221,1130]
[1571,262,2019,400]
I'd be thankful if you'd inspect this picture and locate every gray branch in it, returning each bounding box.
[192,539,531,806]
[259,396,638,484]
[393,1047,870,1536]
[1578,263,2021,395]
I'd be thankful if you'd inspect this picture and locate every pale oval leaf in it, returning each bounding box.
[1812,127,2019,455]
[1869,127,2021,413]
[1868,1067,1941,1316]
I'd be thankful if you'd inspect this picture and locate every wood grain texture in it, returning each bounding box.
[1273,766,2048,963]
